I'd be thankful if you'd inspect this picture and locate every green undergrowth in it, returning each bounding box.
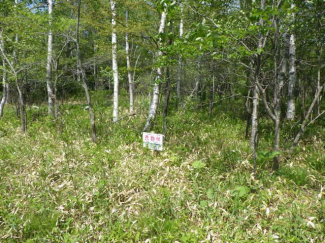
[0,94,324,242]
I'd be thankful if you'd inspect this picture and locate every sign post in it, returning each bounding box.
[143,132,163,151]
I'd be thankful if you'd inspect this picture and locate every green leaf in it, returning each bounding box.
[232,186,250,198]
[192,160,206,169]
[206,188,214,200]
[135,232,140,241]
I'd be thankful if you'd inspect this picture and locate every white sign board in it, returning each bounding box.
[143,132,163,151]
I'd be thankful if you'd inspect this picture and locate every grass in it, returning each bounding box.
[0,92,324,242]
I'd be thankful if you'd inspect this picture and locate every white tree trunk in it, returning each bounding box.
[286,2,296,120]
[251,83,259,149]
[111,0,119,122]
[143,8,167,131]
[177,2,184,107]
[0,32,7,117]
[46,0,55,117]
[125,10,134,114]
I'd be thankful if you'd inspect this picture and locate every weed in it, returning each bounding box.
[0,95,324,242]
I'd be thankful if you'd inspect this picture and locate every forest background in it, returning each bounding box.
[0,0,325,242]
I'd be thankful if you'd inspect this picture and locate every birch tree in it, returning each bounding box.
[250,0,266,171]
[253,0,287,170]
[143,4,167,132]
[273,32,288,169]
[176,2,184,107]
[46,0,56,118]
[0,32,7,117]
[286,1,296,120]
[11,0,27,132]
[111,0,119,122]
[125,9,134,114]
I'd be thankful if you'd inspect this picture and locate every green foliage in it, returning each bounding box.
[305,153,325,174]
[232,186,250,198]
[279,166,310,186]
[0,95,324,241]
[1,0,325,240]
[192,160,206,169]
[257,150,281,168]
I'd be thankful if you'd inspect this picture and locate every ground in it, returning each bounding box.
[0,93,324,242]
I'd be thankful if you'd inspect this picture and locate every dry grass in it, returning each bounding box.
[0,100,324,242]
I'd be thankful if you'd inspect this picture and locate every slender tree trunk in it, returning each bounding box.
[245,89,252,139]
[290,82,325,155]
[16,77,26,132]
[177,2,184,108]
[111,0,119,122]
[12,0,26,132]
[76,0,97,143]
[316,46,322,115]
[132,52,141,85]
[125,10,134,114]
[143,8,167,132]
[0,32,7,117]
[46,0,56,118]
[273,32,287,170]
[245,68,252,139]
[93,44,100,91]
[195,46,202,101]
[163,21,174,133]
[53,59,59,118]
[251,0,265,172]
[93,65,98,90]
[251,73,259,172]
[11,47,27,132]
[286,2,296,120]
[16,62,26,133]
[163,67,171,134]
[301,78,306,117]
[209,75,215,117]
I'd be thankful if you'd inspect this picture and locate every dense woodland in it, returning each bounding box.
[0,0,325,242]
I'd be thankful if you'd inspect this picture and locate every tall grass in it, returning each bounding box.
[0,93,324,242]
